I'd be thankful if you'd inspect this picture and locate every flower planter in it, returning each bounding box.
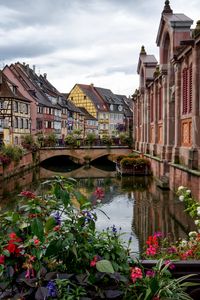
[116,163,151,176]
[141,260,200,300]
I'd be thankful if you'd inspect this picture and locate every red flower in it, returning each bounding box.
[94,187,104,200]
[6,232,22,255]
[53,225,60,231]
[20,191,36,199]
[90,255,100,267]
[0,255,5,264]
[33,239,40,246]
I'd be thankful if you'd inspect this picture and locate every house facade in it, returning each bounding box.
[0,71,31,145]
[133,0,200,197]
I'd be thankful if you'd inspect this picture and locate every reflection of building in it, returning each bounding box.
[133,181,195,253]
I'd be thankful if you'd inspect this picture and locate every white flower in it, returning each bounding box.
[178,186,185,191]
[189,231,198,237]
[197,206,200,212]
[194,220,200,225]
[179,195,184,201]
[198,229,200,234]
[180,239,188,247]
[197,211,200,216]
[96,199,101,203]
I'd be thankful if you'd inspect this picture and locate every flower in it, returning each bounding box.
[164,260,175,270]
[146,245,157,256]
[146,270,155,277]
[178,186,185,191]
[47,280,57,298]
[90,255,100,267]
[130,267,143,282]
[20,191,36,199]
[33,238,40,246]
[179,195,184,201]
[6,232,22,255]
[194,220,200,225]
[189,231,198,237]
[0,255,5,264]
[94,187,104,200]
[52,211,61,225]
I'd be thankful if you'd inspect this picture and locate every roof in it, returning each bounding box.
[115,94,133,117]
[78,107,97,120]
[0,71,30,102]
[77,84,108,112]
[95,87,123,106]
[13,63,58,108]
[66,99,82,113]
[137,54,157,74]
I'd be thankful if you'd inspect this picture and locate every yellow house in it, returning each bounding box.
[68,84,109,136]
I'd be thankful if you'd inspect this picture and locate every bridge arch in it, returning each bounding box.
[39,147,132,164]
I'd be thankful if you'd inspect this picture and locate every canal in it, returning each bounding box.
[0,156,195,255]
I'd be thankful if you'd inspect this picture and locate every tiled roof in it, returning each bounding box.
[77,84,108,112]
[78,107,97,120]
[95,87,123,105]
[0,71,30,102]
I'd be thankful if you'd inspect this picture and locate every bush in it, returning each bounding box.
[120,157,150,168]
[1,145,24,164]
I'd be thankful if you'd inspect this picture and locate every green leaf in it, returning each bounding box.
[45,216,56,233]
[96,260,114,274]
[31,218,44,242]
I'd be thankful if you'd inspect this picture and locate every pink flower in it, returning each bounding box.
[146,270,155,277]
[0,255,5,265]
[130,267,143,282]
[164,260,175,270]
[94,187,104,200]
[146,245,157,256]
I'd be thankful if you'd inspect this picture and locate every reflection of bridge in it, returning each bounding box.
[39,165,116,179]
[39,146,132,164]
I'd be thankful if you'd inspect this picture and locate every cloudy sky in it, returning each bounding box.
[0,0,199,96]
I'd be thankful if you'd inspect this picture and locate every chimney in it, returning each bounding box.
[33,65,36,73]
[43,73,47,79]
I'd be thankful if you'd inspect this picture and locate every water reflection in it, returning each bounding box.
[0,164,195,255]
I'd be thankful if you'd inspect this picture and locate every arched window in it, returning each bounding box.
[163,33,170,65]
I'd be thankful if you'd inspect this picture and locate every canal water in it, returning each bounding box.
[0,156,195,255]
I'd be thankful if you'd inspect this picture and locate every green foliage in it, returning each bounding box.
[1,144,24,165]
[119,133,132,147]
[21,134,39,151]
[44,132,57,147]
[65,134,77,148]
[101,135,113,146]
[85,132,96,146]
[120,157,150,168]
[0,178,197,299]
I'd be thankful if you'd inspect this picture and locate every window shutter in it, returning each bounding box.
[182,68,188,114]
[189,64,192,113]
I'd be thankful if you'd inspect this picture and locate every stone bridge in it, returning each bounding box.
[39,146,132,164]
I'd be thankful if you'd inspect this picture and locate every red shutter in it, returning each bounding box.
[182,68,188,115]
[150,94,154,122]
[189,64,192,113]
[159,87,162,120]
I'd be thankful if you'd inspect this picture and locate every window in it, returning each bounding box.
[150,93,154,122]
[182,64,192,115]
[158,87,163,121]
[25,104,28,114]
[25,119,29,129]
[14,101,18,112]
[14,117,18,128]
[20,118,23,129]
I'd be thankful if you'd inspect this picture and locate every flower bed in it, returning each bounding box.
[0,179,198,299]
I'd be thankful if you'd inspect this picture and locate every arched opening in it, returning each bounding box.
[40,155,81,172]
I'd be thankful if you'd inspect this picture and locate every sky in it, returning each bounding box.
[0,0,199,96]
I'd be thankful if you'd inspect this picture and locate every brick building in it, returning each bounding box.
[133,1,200,198]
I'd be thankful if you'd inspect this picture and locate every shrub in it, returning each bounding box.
[120,157,150,168]
[1,145,24,164]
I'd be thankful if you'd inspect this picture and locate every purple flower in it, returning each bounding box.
[111,225,117,233]
[153,232,162,238]
[47,280,57,297]
[52,211,61,225]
